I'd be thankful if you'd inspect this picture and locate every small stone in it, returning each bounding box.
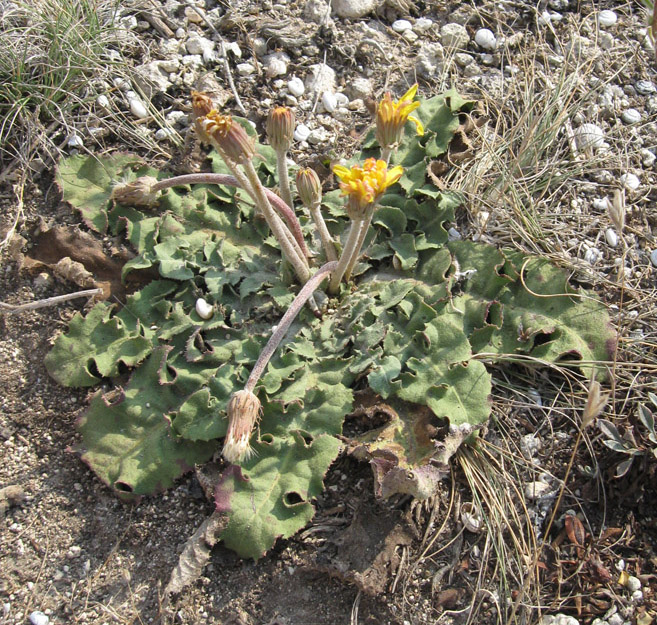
[640,148,656,167]
[321,91,337,113]
[621,108,641,124]
[454,52,474,67]
[67,133,83,148]
[413,17,433,33]
[34,273,53,290]
[632,589,644,603]
[288,76,305,97]
[195,298,214,320]
[605,228,619,248]
[650,250,657,267]
[402,29,418,43]
[308,128,329,144]
[332,0,377,19]
[441,23,469,48]
[626,575,642,592]
[475,28,497,51]
[448,227,462,241]
[304,0,329,23]
[598,10,618,27]
[335,92,349,107]
[184,6,204,23]
[186,35,214,56]
[584,247,602,264]
[347,77,372,100]
[416,42,444,79]
[304,63,336,95]
[574,123,605,150]
[236,63,256,76]
[294,123,311,142]
[592,197,611,211]
[620,173,640,190]
[392,19,412,33]
[29,612,49,625]
[155,128,176,141]
[129,98,149,119]
[636,80,657,95]
[96,94,110,109]
[525,481,552,500]
[134,61,171,98]
[264,52,289,78]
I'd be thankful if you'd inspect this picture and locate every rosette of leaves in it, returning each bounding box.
[46,95,615,559]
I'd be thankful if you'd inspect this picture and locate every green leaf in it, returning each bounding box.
[216,432,341,559]
[45,303,152,386]
[77,348,217,497]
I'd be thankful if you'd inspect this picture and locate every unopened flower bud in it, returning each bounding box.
[223,390,261,464]
[191,91,214,143]
[267,106,295,152]
[111,176,160,207]
[200,111,255,164]
[296,168,322,208]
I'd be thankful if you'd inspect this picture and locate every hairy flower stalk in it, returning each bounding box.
[376,84,424,162]
[296,168,337,261]
[267,107,295,210]
[329,158,403,293]
[149,173,309,259]
[222,261,337,463]
[198,111,311,282]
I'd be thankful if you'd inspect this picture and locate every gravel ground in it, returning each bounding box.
[2,1,657,624]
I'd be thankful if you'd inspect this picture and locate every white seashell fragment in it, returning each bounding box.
[460,502,484,532]
[294,123,311,142]
[67,133,84,148]
[650,249,657,267]
[392,19,412,33]
[321,91,337,113]
[288,76,305,97]
[605,228,619,248]
[598,10,618,27]
[621,108,641,125]
[574,123,605,150]
[195,298,214,320]
[524,481,552,500]
[129,98,149,119]
[620,173,640,191]
[96,94,110,109]
[475,28,497,51]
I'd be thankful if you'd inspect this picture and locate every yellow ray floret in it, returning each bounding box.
[333,158,403,218]
[376,83,424,149]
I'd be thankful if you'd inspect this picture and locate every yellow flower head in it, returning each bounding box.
[199,110,255,163]
[333,158,403,219]
[376,83,424,149]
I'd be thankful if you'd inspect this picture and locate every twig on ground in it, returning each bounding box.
[0,289,102,314]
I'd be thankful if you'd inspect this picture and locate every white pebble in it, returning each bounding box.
[413,17,433,33]
[448,227,462,241]
[650,250,657,267]
[96,94,110,109]
[598,10,618,27]
[574,123,605,150]
[592,197,611,211]
[641,148,656,167]
[402,30,418,43]
[584,247,602,264]
[525,481,552,500]
[392,19,412,33]
[129,98,149,119]
[195,298,214,320]
[155,128,176,141]
[308,128,329,144]
[288,76,305,97]
[620,173,640,191]
[67,133,83,148]
[632,589,644,603]
[29,612,49,625]
[321,91,337,113]
[236,63,256,76]
[621,108,641,124]
[294,123,311,142]
[335,92,349,106]
[475,28,497,51]
[627,575,642,592]
[605,228,619,248]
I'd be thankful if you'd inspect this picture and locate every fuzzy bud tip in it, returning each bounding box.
[267,106,295,152]
[296,168,322,208]
[223,390,261,464]
[111,176,160,207]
